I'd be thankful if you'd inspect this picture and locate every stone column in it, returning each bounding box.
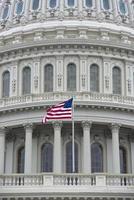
[96,0,101,13]
[82,121,92,173]
[111,124,120,174]
[24,124,33,174]
[9,0,16,21]
[0,128,6,174]
[106,136,113,173]
[53,122,62,173]
[127,1,133,24]
[130,138,134,173]
[5,132,14,174]
[112,0,118,18]
[24,0,30,18]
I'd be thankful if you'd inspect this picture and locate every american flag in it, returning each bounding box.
[42,98,73,123]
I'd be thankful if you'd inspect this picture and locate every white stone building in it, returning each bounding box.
[0,0,134,199]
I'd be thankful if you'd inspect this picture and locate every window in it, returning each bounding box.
[120,147,127,173]
[66,141,78,173]
[49,0,57,8]
[2,4,9,19]
[85,0,92,8]
[119,0,127,15]
[17,146,25,173]
[67,0,75,7]
[2,71,10,97]
[41,143,53,172]
[91,143,103,173]
[32,0,39,10]
[22,67,31,95]
[90,64,99,92]
[15,0,24,15]
[67,63,76,91]
[112,66,121,95]
[102,0,110,10]
[44,64,53,92]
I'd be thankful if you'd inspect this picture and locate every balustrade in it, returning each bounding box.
[0,174,134,187]
[0,92,134,110]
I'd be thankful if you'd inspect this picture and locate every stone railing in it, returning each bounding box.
[0,92,134,110]
[0,173,134,187]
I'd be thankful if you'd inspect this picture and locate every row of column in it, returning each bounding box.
[0,122,134,174]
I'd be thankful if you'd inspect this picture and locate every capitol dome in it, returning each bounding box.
[0,0,134,199]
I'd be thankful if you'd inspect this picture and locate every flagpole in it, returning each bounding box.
[72,97,75,173]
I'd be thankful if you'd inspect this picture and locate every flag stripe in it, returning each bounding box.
[46,116,72,120]
[47,112,72,116]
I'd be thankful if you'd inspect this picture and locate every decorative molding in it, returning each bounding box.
[82,121,92,129]
[52,121,62,129]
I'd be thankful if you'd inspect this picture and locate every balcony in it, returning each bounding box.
[0,92,134,112]
[0,173,134,198]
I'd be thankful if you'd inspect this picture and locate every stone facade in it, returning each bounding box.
[0,0,134,200]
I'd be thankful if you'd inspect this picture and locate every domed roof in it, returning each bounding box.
[0,0,134,50]
[0,0,134,31]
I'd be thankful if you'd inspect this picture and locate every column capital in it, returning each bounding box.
[0,127,7,135]
[110,123,121,132]
[23,123,33,130]
[82,121,92,129]
[52,121,62,129]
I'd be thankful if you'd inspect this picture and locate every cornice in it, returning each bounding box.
[0,42,134,65]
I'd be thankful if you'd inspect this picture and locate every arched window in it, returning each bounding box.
[49,0,57,8]
[15,0,24,15]
[67,63,76,91]
[85,0,92,7]
[44,64,53,92]
[102,0,110,10]
[2,4,9,19]
[67,0,75,7]
[32,0,39,10]
[17,146,25,173]
[91,143,103,173]
[66,141,78,173]
[90,64,99,92]
[22,66,31,95]
[112,66,121,95]
[119,0,126,15]
[2,71,10,97]
[120,147,127,173]
[41,143,53,172]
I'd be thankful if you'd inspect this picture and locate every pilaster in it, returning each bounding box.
[80,56,87,92]
[125,61,133,97]
[32,58,40,94]
[56,56,64,92]
[103,58,111,94]
[10,61,18,97]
